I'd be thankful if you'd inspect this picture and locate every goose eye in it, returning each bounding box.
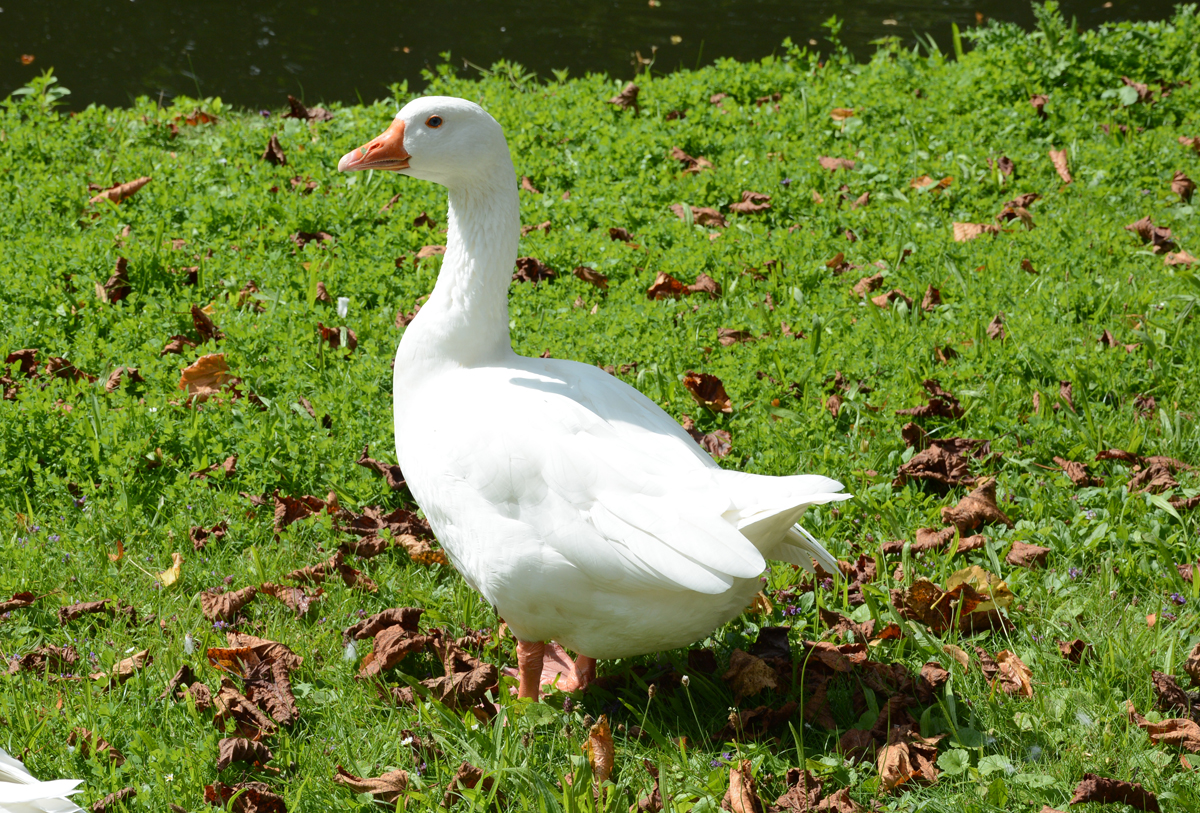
[426,115,443,128]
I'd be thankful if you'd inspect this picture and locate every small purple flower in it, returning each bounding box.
[780,178,792,187]
[1084,510,1097,520]
[1163,612,1177,621]
[722,751,733,760]
[356,609,366,617]
[259,109,271,117]
[783,604,800,617]
[1170,593,1186,606]
[31,525,40,532]
[709,758,724,768]
[820,578,833,590]
[1068,567,1082,580]
[75,498,86,508]
[865,533,874,542]
[49,534,60,543]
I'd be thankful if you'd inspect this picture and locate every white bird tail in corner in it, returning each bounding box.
[0,746,84,813]
[722,470,849,574]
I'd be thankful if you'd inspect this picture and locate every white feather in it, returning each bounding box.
[0,746,84,813]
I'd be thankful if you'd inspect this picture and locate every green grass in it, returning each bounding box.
[3,3,1200,811]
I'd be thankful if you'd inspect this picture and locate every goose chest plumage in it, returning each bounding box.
[338,96,851,698]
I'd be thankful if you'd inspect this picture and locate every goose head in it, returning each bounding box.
[337,96,511,189]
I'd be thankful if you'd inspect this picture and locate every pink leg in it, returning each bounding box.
[573,655,597,690]
[516,640,546,700]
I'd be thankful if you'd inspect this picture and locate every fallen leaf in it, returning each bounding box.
[994,650,1034,697]
[332,766,409,803]
[607,82,640,112]
[987,312,1006,340]
[90,787,136,813]
[871,289,912,309]
[893,446,973,490]
[7,644,78,676]
[157,552,184,587]
[895,379,964,421]
[217,737,274,771]
[260,582,322,617]
[520,176,541,194]
[1125,216,1177,254]
[680,414,732,459]
[1021,258,1039,274]
[1184,642,1200,687]
[818,156,856,172]
[909,175,953,192]
[161,334,198,356]
[1048,147,1072,183]
[104,367,142,393]
[420,634,498,710]
[1150,670,1195,717]
[513,256,556,284]
[1069,774,1160,811]
[204,781,287,813]
[682,371,733,413]
[668,146,713,174]
[852,273,883,297]
[262,135,287,166]
[722,649,776,701]
[921,285,942,312]
[1030,93,1048,118]
[179,353,239,403]
[68,728,125,765]
[1006,540,1051,568]
[442,761,496,808]
[636,760,663,812]
[1057,639,1091,665]
[991,155,1015,176]
[1172,171,1196,203]
[1053,456,1103,487]
[317,322,358,350]
[1166,250,1197,265]
[670,203,727,227]
[729,760,764,813]
[941,479,1013,531]
[413,211,438,229]
[88,177,151,206]
[583,715,614,785]
[413,244,446,264]
[830,107,856,120]
[212,678,278,739]
[573,266,609,290]
[729,191,771,214]
[290,230,334,250]
[718,328,756,346]
[95,257,131,304]
[877,726,942,791]
[200,586,258,622]
[356,445,405,490]
[0,591,37,613]
[284,94,332,121]
[357,624,433,678]
[953,222,1001,241]
[93,649,151,686]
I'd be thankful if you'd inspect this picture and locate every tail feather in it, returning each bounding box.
[0,747,84,813]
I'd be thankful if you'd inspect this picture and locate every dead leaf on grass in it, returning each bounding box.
[356,445,405,490]
[90,787,136,813]
[871,289,912,309]
[96,257,132,305]
[722,649,776,701]
[877,726,942,791]
[1058,639,1091,665]
[953,222,1001,241]
[68,728,125,765]
[204,781,287,813]
[1173,171,1196,203]
[259,582,322,617]
[682,371,732,413]
[851,273,883,297]
[941,479,1013,532]
[217,737,274,771]
[261,135,287,166]
[583,715,614,786]
[895,379,964,421]
[333,766,409,803]
[284,94,333,121]
[88,177,151,206]
[1006,540,1051,568]
[1053,456,1103,487]
[729,191,771,214]
[1125,216,1177,254]
[728,759,763,813]
[574,266,609,290]
[200,586,258,622]
[669,203,727,228]
[668,146,713,174]
[213,678,278,740]
[1069,773,1160,811]
[179,353,239,402]
[994,650,1034,697]
[1048,148,1072,183]
[442,761,496,808]
[608,82,640,112]
[818,156,856,172]
[157,552,184,587]
[513,256,556,284]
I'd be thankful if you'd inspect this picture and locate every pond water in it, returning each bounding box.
[0,0,1183,109]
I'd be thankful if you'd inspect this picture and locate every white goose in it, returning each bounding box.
[0,746,84,813]
[338,97,850,699]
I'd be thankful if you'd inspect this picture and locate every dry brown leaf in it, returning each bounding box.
[729,759,764,813]
[818,156,856,172]
[953,222,1001,241]
[636,760,663,812]
[1173,171,1196,203]
[68,728,125,765]
[583,715,614,785]
[7,644,78,676]
[1058,639,1091,665]
[1053,456,1103,487]
[1030,93,1048,118]
[669,203,727,228]
[722,649,776,701]
[573,266,609,290]
[1048,147,1072,183]
[357,625,432,678]
[877,726,942,791]
[356,444,405,490]
[0,591,37,613]
[994,650,1034,697]
[682,371,733,413]
[200,585,258,622]
[987,312,1006,340]
[90,787,136,813]
[179,353,238,402]
[1166,250,1197,266]
[1006,540,1051,568]
[1184,641,1200,687]
[262,134,287,166]
[213,678,278,740]
[332,766,409,803]
[285,94,333,121]
[941,479,1013,532]
[895,379,964,421]
[668,146,713,174]
[921,285,942,312]
[1125,216,1177,254]
[217,737,274,771]
[729,191,771,214]
[442,761,496,808]
[88,177,151,206]
[260,582,322,617]
[1069,773,1160,811]
[92,649,151,686]
[95,257,132,305]
[608,82,640,112]
[317,322,358,350]
[204,781,286,813]
[513,256,556,284]
[852,273,884,297]
[871,289,912,310]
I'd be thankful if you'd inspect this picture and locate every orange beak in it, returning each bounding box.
[338,119,410,172]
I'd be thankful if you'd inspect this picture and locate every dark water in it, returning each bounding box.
[0,0,1183,110]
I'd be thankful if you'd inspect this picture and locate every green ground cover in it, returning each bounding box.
[3,3,1200,810]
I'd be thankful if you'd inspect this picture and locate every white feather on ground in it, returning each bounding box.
[0,747,83,813]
